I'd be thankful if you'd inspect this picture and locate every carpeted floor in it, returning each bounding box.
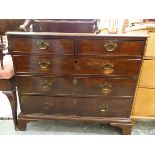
[0,119,155,135]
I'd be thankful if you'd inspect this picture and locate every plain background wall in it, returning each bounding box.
[0,91,12,118]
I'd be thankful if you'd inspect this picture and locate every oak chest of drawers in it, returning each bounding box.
[7,32,147,134]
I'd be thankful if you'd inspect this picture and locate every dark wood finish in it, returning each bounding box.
[19,19,98,33]
[9,38,74,54]
[3,90,18,130]
[18,119,33,131]
[79,40,145,56]
[13,55,141,77]
[18,119,27,131]
[32,19,98,33]
[0,35,4,68]
[0,19,24,34]
[19,95,132,117]
[110,122,133,135]
[9,36,146,57]
[17,114,132,134]
[7,31,147,134]
[16,76,137,97]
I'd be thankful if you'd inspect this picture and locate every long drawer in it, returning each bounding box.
[13,55,141,76]
[79,40,145,56]
[20,95,132,117]
[9,38,74,54]
[16,76,137,97]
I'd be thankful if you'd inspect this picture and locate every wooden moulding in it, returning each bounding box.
[17,113,133,135]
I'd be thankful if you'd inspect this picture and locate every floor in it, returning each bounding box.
[1,119,155,135]
[0,91,155,135]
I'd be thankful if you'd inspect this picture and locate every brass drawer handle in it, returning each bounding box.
[42,102,54,110]
[38,59,51,71]
[100,82,112,94]
[37,40,49,50]
[98,104,108,112]
[101,62,114,74]
[104,41,117,52]
[40,80,52,90]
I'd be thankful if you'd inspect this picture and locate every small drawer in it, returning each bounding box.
[20,95,132,117]
[9,37,74,55]
[133,88,155,117]
[79,39,145,56]
[16,76,137,97]
[13,55,141,77]
[139,60,155,87]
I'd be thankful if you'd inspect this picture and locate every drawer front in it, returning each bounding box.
[133,88,155,117]
[13,55,141,76]
[79,40,145,56]
[9,38,74,54]
[16,76,137,97]
[20,95,132,117]
[139,60,155,87]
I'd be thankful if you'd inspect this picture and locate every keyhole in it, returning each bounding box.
[73,78,78,85]
[41,41,44,46]
[74,59,81,70]
[74,60,78,64]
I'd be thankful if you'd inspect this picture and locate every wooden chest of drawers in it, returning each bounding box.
[7,32,147,134]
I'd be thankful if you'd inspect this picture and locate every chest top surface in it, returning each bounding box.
[6,31,148,38]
